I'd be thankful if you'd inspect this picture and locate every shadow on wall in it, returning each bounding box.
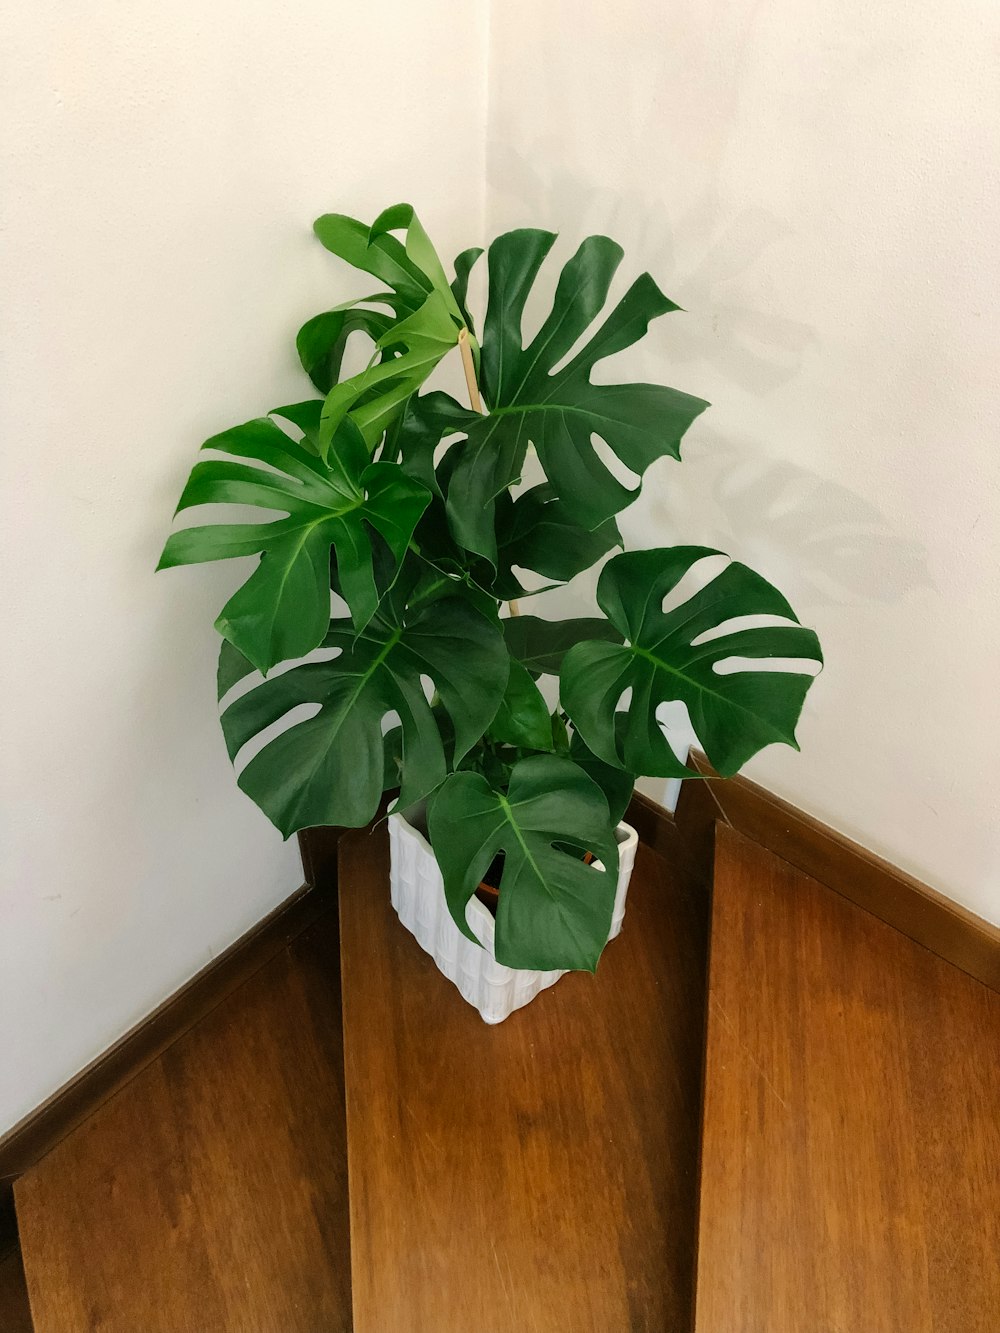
[638,431,933,608]
[486,140,816,396]
[488,142,931,611]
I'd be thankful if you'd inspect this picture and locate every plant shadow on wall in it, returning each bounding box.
[158,204,823,1001]
[644,431,932,609]
[486,141,818,395]
[490,145,930,610]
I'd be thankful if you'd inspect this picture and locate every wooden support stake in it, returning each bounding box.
[457,328,482,414]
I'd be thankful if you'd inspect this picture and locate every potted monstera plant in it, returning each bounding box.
[159,204,822,1022]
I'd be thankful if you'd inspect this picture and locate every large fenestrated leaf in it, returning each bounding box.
[561,547,823,779]
[427,755,620,971]
[442,230,711,563]
[158,415,430,673]
[220,596,509,835]
[311,206,467,456]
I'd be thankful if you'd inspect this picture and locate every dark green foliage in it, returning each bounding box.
[160,204,822,972]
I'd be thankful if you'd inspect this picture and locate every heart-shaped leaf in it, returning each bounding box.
[220,595,509,835]
[158,415,430,673]
[427,755,620,971]
[441,230,710,563]
[561,547,823,778]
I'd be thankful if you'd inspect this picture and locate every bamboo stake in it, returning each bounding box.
[457,328,482,413]
[457,327,519,616]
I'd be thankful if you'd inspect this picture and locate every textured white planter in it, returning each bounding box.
[388,811,639,1024]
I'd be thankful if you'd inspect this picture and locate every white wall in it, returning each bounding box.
[0,1,488,1133]
[486,0,1000,921]
[3,0,998,1138]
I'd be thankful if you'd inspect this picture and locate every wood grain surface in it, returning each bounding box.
[695,824,1000,1333]
[15,910,350,1332]
[682,753,1000,992]
[0,877,332,1189]
[339,822,709,1333]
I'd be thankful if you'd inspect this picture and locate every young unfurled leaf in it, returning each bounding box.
[310,206,468,456]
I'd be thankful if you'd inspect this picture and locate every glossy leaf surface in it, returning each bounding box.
[311,206,465,455]
[159,416,430,673]
[427,756,619,971]
[221,596,508,835]
[561,547,823,778]
[444,230,710,562]
[503,614,623,677]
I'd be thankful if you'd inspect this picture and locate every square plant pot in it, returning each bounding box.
[388,810,639,1024]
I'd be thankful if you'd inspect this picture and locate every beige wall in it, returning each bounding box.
[3,0,997,1138]
[486,0,1000,921]
[0,0,488,1133]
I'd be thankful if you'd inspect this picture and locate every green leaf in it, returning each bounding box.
[451,246,484,330]
[443,230,710,563]
[312,211,432,311]
[550,709,570,755]
[427,755,620,971]
[158,415,430,672]
[503,615,623,677]
[221,596,509,836]
[269,400,324,448]
[368,204,463,321]
[487,659,553,749]
[217,638,256,701]
[496,483,622,588]
[309,207,470,455]
[384,391,478,496]
[569,725,635,826]
[318,288,461,454]
[296,300,398,395]
[561,547,823,779]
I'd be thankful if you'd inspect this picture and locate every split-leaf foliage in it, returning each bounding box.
[162,205,823,972]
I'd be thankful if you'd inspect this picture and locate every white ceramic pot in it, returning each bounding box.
[388,811,639,1024]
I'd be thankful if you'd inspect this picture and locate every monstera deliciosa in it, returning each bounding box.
[160,202,823,976]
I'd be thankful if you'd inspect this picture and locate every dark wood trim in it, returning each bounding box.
[5,767,996,1252]
[297,826,347,894]
[0,1186,18,1264]
[0,875,337,1199]
[666,754,1000,993]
